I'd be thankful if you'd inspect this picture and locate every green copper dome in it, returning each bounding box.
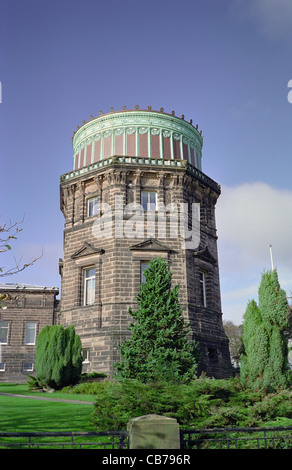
[71,107,203,171]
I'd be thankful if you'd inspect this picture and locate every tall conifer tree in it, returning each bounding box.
[115,257,198,384]
[240,270,291,392]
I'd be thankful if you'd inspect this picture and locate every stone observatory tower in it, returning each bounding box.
[59,106,232,378]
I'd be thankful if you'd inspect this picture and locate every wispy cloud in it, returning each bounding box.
[217,182,292,266]
[232,0,292,39]
[229,100,257,119]
[217,182,292,323]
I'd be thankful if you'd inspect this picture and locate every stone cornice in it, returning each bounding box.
[60,156,220,194]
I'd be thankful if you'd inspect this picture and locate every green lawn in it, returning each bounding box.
[0,384,127,449]
[0,383,95,402]
[0,383,95,433]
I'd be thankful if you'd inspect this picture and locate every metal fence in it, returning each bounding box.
[0,431,129,449]
[180,426,292,450]
[1,426,292,449]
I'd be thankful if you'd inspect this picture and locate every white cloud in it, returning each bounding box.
[216,182,292,324]
[217,182,292,267]
[232,0,292,39]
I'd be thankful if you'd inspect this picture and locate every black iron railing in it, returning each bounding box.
[0,431,129,449]
[1,426,291,449]
[180,426,292,449]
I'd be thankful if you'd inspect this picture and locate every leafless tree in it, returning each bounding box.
[0,217,43,308]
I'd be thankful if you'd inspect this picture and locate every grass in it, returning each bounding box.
[0,384,95,433]
[0,395,120,449]
[0,383,106,448]
[1,397,94,432]
[0,383,95,402]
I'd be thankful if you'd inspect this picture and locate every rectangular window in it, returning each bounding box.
[87,197,98,217]
[0,363,5,371]
[141,191,156,211]
[82,348,90,363]
[23,362,34,372]
[84,268,96,306]
[25,322,37,345]
[199,270,206,307]
[140,262,150,283]
[0,321,9,344]
[208,348,218,363]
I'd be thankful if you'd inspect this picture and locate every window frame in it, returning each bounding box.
[82,348,90,363]
[199,270,207,307]
[24,322,37,345]
[141,191,157,211]
[0,321,9,345]
[83,267,96,306]
[23,362,34,372]
[87,196,98,217]
[140,261,150,284]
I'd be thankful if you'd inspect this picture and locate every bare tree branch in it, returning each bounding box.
[0,249,44,277]
[0,217,24,253]
[0,217,43,308]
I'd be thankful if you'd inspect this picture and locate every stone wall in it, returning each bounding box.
[59,159,233,378]
[0,286,58,382]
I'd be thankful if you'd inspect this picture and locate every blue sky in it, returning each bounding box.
[1,0,292,324]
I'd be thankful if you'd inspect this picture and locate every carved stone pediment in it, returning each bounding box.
[130,238,173,252]
[71,242,104,260]
[194,245,216,265]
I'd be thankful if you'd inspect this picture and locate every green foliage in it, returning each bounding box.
[248,390,292,423]
[62,381,107,396]
[115,257,198,384]
[90,377,292,431]
[258,269,290,332]
[80,372,107,382]
[240,270,291,392]
[27,374,42,390]
[91,379,205,431]
[35,325,83,390]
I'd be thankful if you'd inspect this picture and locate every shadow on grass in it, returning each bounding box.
[0,396,94,432]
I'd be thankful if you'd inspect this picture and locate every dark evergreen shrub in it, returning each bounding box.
[35,324,82,389]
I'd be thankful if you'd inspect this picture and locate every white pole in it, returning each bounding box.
[269,244,274,270]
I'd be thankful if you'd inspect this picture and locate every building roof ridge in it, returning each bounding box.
[0,282,59,291]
